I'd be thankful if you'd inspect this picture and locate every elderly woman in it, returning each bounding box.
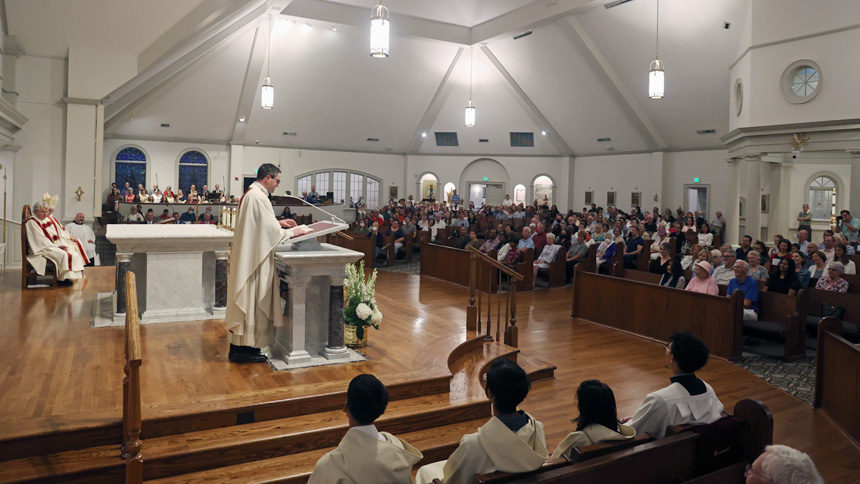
[815,261,849,293]
[792,251,811,288]
[685,261,718,295]
[649,224,670,260]
[680,243,703,270]
[710,249,722,272]
[747,251,769,281]
[533,233,560,287]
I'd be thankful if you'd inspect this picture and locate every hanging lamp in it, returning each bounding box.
[648,0,664,99]
[261,15,275,109]
[465,47,476,127]
[370,2,390,58]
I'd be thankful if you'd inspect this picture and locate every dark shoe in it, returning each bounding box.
[229,351,268,363]
[229,344,261,355]
[58,279,74,287]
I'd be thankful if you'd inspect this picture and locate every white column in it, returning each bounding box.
[849,151,860,218]
[63,99,102,221]
[745,155,763,242]
[277,275,313,365]
[725,159,741,246]
[650,152,665,214]
[229,144,244,200]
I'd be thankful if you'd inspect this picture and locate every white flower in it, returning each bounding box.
[371,307,383,325]
[356,303,373,321]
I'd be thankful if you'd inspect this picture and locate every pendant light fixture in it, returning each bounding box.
[648,0,664,99]
[261,15,275,109]
[370,2,390,58]
[465,47,476,127]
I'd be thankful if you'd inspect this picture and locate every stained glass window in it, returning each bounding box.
[179,150,209,195]
[115,147,147,190]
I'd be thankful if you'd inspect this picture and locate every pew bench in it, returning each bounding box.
[535,246,567,288]
[800,288,860,343]
[742,291,805,360]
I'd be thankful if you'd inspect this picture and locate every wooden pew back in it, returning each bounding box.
[325,233,375,271]
[800,288,860,341]
[814,318,860,444]
[420,240,498,292]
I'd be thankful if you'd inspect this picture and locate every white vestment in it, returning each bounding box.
[225,182,298,348]
[66,222,97,260]
[50,216,89,264]
[550,423,636,459]
[25,217,86,280]
[628,381,724,439]
[308,427,423,484]
[415,414,548,484]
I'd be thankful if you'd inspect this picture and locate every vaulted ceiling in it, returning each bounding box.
[7,0,750,156]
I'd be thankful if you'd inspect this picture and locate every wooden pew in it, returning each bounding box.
[536,246,567,288]
[420,240,497,291]
[325,233,376,271]
[458,399,770,484]
[578,245,598,273]
[572,268,744,361]
[514,248,534,292]
[742,291,805,360]
[814,317,860,445]
[381,231,414,266]
[799,288,860,343]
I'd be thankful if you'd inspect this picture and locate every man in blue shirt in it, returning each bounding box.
[623,226,644,269]
[450,189,461,207]
[517,226,534,251]
[726,260,758,321]
[838,210,859,244]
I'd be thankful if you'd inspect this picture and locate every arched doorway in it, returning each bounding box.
[513,184,526,205]
[443,182,456,204]
[418,173,439,201]
[532,175,555,207]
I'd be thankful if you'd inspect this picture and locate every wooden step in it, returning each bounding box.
[0,372,451,463]
[516,352,557,384]
[145,417,491,484]
[449,341,520,399]
[0,394,489,484]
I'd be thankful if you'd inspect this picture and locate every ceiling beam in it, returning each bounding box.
[231,19,270,144]
[281,0,470,45]
[104,0,291,130]
[405,47,464,154]
[470,0,600,44]
[480,45,573,156]
[556,16,665,149]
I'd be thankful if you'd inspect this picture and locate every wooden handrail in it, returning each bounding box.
[467,245,524,281]
[122,271,143,484]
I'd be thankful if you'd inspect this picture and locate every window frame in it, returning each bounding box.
[296,169,382,209]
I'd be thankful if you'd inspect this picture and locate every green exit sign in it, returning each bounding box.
[483,177,489,181]
[693,177,700,183]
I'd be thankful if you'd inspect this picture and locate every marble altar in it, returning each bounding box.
[270,242,363,368]
[95,225,233,326]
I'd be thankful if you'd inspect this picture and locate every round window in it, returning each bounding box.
[734,78,743,116]
[780,60,822,104]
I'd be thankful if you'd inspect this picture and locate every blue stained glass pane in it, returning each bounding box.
[179,165,208,195]
[116,147,147,161]
[116,162,147,189]
[180,150,208,165]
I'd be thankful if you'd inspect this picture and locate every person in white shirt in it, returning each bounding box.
[65,213,97,266]
[431,213,447,241]
[151,185,163,203]
[308,375,422,484]
[503,195,513,207]
[625,331,724,439]
[711,250,737,285]
[532,233,560,287]
[126,206,144,223]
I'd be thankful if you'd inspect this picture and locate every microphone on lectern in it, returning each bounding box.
[284,194,346,224]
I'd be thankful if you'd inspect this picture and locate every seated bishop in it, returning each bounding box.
[43,193,90,265]
[308,374,422,484]
[415,359,548,484]
[26,200,87,285]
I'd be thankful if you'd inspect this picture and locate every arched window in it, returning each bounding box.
[513,184,526,205]
[115,147,147,190]
[178,150,209,195]
[443,182,456,203]
[809,175,836,220]
[420,173,438,201]
[297,170,382,209]
[533,175,553,206]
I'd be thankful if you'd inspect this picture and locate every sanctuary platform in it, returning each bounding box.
[0,268,858,483]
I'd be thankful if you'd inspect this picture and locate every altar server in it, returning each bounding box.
[415,359,548,484]
[308,375,423,484]
[225,163,311,363]
[66,213,97,266]
[626,331,724,439]
[26,201,86,285]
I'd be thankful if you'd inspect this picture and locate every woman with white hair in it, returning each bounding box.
[746,251,768,281]
[745,444,823,484]
[815,261,849,293]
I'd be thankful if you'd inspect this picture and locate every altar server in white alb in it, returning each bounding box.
[26,201,87,285]
[65,213,97,266]
[225,163,311,363]
[308,374,423,484]
[415,359,548,484]
[626,331,724,439]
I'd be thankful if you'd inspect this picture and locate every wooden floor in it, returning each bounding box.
[0,267,859,483]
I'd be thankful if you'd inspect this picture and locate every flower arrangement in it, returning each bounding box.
[344,261,382,339]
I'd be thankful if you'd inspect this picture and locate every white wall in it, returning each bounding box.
[102,139,231,198]
[662,150,732,217]
[573,153,664,213]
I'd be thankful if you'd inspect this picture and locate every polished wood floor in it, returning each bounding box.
[0,267,858,482]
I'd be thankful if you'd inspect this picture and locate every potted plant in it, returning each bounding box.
[343,261,382,347]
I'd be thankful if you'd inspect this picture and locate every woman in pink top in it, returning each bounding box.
[685,261,719,295]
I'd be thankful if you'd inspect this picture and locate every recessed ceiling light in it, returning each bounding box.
[541,130,547,136]
[239,116,246,122]
[421,132,427,138]
[332,26,337,31]
[305,22,312,28]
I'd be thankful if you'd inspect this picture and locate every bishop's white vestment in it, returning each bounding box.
[225,182,299,348]
[307,427,423,484]
[26,216,87,280]
[628,380,724,439]
[415,414,548,484]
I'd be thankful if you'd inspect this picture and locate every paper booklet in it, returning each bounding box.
[284,221,349,245]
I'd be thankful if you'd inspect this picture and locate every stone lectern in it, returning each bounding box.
[271,241,363,367]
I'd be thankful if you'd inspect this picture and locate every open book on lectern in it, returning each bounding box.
[283,221,349,245]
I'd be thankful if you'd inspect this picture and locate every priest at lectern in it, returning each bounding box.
[225,164,312,363]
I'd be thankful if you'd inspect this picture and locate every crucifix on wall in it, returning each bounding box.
[74,186,85,202]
